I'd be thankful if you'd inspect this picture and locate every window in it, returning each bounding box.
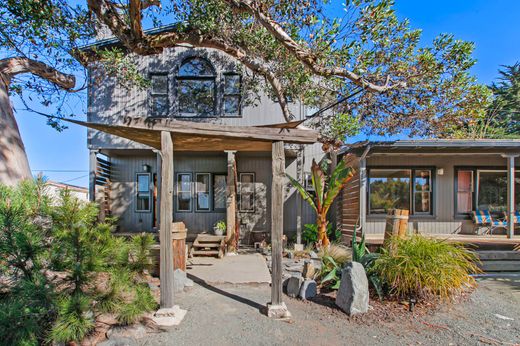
[195,173,211,211]
[368,168,433,215]
[223,73,241,115]
[456,170,473,214]
[177,58,216,116]
[150,74,169,116]
[176,173,192,212]
[455,167,520,216]
[239,173,255,212]
[213,174,227,211]
[136,173,151,212]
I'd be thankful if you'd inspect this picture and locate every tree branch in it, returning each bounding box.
[0,57,75,90]
[224,0,406,92]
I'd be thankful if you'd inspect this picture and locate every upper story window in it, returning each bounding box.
[150,74,169,116]
[223,73,241,116]
[177,58,216,117]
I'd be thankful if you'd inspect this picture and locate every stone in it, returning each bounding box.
[98,338,137,346]
[264,302,292,319]
[293,243,304,252]
[299,279,317,300]
[287,251,294,259]
[152,306,187,327]
[173,269,188,293]
[286,276,303,298]
[309,251,319,259]
[107,324,147,340]
[335,262,369,316]
[302,260,315,279]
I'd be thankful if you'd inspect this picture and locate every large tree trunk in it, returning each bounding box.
[0,58,74,186]
[317,214,330,248]
[0,75,31,185]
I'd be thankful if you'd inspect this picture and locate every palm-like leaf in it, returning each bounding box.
[286,173,317,212]
[323,160,355,211]
[311,160,326,212]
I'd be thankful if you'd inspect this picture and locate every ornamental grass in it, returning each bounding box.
[372,235,481,300]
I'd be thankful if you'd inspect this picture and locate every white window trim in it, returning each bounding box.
[195,173,211,212]
[135,172,152,213]
[176,173,193,212]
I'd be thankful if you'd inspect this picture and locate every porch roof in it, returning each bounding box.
[68,116,319,151]
[341,139,520,156]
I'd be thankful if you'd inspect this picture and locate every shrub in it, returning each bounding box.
[372,235,481,300]
[303,223,342,246]
[318,244,351,289]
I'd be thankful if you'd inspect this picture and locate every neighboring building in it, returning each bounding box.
[339,140,520,239]
[86,37,326,241]
[45,181,89,203]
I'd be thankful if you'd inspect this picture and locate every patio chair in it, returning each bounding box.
[471,210,507,235]
[503,210,520,233]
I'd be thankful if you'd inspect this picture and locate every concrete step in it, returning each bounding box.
[477,250,520,261]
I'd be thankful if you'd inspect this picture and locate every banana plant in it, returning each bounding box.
[287,158,354,248]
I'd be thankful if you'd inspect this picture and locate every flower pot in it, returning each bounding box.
[214,227,224,236]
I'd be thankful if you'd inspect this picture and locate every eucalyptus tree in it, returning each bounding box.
[1,0,490,184]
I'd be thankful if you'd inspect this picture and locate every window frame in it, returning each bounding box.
[176,172,193,213]
[195,173,212,212]
[222,72,242,117]
[135,172,152,213]
[176,57,217,118]
[239,172,255,213]
[367,166,435,218]
[149,73,169,117]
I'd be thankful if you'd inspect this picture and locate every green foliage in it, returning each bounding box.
[0,181,157,344]
[373,235,481,299]
[319,255,342,290]
[302,223,341,245]
[351,226,383,299]
[214,220,227,233]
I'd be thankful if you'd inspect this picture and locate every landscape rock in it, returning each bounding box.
[309,251,319,259]
[107,324,148,340]
[335,262,369,316]
[299,279,317,300]
[302,260,315,279]
[174,269,189,293]
[286,276,304,298]
[98,337,137,346]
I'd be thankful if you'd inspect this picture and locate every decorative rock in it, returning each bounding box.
[299,279,317,300]
[335,262,369,316]
[107,324,147,340]
[173,269,189,293]
[98,338,137,346]
[286,276,303,297]
[293,243,304,252]
[302,260,315,279]
[309,251,319,259]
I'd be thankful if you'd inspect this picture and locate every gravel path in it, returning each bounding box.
[138,277,520,346]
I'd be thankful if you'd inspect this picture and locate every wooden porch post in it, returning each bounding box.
[505,154,517,239]
[266,141,291,318]
[88,150,97,202]
[159,131,175,308]
[225,150,237,251]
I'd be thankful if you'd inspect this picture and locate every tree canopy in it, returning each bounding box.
[0,0,495,170]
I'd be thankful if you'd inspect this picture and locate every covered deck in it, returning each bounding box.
[69,115,319,318]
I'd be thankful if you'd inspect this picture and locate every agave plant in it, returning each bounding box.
[287,159,354,248]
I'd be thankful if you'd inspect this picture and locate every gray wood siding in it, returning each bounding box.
[362,153,513,235]
[87,47,307,150]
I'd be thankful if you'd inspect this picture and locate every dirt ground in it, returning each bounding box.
[138,276,520,346]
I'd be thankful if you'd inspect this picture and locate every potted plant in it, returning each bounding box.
[213,220,226,236]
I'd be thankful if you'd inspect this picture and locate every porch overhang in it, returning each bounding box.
[71,116,318,150]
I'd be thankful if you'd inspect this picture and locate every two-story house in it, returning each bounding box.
[86,38,327,244]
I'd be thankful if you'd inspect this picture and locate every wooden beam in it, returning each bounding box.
[271,141,285,306]
[159,131,175,308]
[225,151,237,251]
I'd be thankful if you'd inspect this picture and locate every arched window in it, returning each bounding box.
[177,57,216,116]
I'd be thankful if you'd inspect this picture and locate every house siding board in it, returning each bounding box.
[360,154,511,235]
[340,154,360,240]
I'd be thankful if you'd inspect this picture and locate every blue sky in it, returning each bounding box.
[15,0,520,187]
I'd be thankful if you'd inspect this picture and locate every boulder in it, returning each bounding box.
[107,324,147,340]
[173,269,189,293]
[335,262,369,316]
[98,338,137,346]
[286,276,303,298]
[299,279,317,300]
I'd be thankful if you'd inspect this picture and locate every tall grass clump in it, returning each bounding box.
[373,235,481,300]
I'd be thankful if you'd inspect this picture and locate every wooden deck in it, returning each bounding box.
[364,233,520,247]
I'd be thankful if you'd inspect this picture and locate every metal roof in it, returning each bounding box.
[340,139,520,155]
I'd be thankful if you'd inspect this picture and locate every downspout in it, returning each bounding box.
[358,145,371,234]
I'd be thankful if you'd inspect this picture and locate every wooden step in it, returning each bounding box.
[192,242,221,248]
[478,251,520,261]
[478,260,520,272]
[191,250,220,255]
